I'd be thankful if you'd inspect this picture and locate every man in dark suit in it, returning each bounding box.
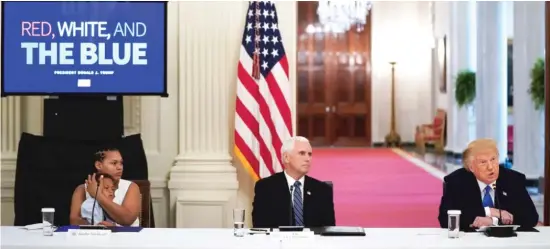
[438,138,539,230]
[252,136,335,228]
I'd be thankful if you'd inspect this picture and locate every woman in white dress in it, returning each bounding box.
[69,148,141,226]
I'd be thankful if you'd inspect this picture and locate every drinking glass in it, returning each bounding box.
[447,210,461,238]
[42,208,55,236]
[233,208,245,237]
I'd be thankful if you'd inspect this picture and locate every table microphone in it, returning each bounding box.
[491,184,502,225]
[91,179,101,226]
[484,183,516,237]
[289,185,294,226]
[278,185,304,232]
[79,175,108,230]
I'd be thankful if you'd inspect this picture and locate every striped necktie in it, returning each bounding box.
[293,181,304,226]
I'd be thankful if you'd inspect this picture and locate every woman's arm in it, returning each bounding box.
[98,182,141,226]
[69,184,89,225]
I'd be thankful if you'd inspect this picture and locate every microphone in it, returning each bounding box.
[90,177,101,225]
[79,174,109,230]
[484,183,515,237]
[491,184,502,225]
[289,185,294,226]
[278,185,303,232]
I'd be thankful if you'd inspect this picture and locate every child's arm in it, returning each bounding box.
[70,185,90,225]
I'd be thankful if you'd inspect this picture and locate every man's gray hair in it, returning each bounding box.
[280,136,310,162]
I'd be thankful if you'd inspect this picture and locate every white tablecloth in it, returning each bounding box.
[1,226,550,249]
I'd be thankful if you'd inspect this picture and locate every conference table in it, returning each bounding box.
[2,226,550,249]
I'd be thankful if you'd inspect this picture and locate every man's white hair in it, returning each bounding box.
[280,136,310,162]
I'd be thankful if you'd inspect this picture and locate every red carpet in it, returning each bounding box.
[308,148,443,228]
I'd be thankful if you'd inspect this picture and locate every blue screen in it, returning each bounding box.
[1,1,166,95]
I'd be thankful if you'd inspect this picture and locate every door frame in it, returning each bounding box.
[294,2,372,146]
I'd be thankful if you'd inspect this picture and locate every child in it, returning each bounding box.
[80,173,117,226]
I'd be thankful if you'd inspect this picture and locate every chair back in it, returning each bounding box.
[133,180,153,227]
[433,109,447,143]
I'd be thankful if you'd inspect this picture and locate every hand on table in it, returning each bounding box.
[470,217,493,228]
[498,210,514,225]
[490,208,514,225]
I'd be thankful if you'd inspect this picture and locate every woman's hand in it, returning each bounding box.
[85,173,103,198]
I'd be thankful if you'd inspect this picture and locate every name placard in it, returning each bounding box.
[67,229,112,238]
[270,231,315,241]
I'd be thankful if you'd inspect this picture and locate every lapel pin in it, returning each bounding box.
[307,191,311,195]
[503,191,507,196]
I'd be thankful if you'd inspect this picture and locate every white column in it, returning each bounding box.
[475,1,508,162]
[167,2,239,228]
[1,97,22,225]
[513,1,545,179]
[466,1,478,147]
[448,1,477,154]
[0,97,21,164]
[444,1,458,154]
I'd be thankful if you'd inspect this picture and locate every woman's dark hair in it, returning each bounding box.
[95,173,115,182]
[94,147,120,163]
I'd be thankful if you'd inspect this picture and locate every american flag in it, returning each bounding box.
[234,1,292,181]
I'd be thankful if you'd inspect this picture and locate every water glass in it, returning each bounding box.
[447,210,461,238]
[233,208,245,237]
[42,208,55,236]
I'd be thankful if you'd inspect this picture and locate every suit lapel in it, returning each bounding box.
[303,176,313,226]
[495,175,508,209]
[279,172,291,199]
[466,172,485,215]
[278,173,293,225]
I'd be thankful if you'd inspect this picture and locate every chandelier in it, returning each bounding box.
[317,0,373,33]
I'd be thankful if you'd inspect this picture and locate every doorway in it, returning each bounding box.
[296,1,373,147]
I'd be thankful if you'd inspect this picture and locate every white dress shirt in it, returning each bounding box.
[477,180,499,226]
[284,170,304,202]
[80,197,107,225]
